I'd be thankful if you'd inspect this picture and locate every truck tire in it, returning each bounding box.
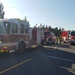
[15,41,26,54]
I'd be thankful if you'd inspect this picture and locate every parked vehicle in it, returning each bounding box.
[61,30,68,43]
[44,31,56,44]
[61,30,75,44]
[68,31,75,45]
[41,29,56,45]
[0,18,36,53]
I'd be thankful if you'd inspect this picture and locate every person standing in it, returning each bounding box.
[59,35,62,44]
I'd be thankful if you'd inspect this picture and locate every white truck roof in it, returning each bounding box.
[8,18,29,26]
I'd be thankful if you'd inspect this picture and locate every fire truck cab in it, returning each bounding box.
[68,31,75,45]
[61,30,75,45]
[0,18,36,54]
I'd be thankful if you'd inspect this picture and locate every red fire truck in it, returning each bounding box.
[61,30,75,44]
[0,18,36,54]
[61,31,68,43]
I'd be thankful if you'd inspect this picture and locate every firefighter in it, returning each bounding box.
[56,36,59,44]
[59,35,62,44]
[41,39,44,45]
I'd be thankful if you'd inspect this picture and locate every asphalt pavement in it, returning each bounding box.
[0,44,75,75]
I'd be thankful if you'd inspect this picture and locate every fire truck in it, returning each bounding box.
[61,31,68,43]
[29,27,56,45]
[0,18,36,54]
[61,30,75,44]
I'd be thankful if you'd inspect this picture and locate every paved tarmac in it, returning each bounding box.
[0,44,75,75]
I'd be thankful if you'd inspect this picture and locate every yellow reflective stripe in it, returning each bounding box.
[0,46,8,52]
[0,50,8,52]
[1,50,4,52]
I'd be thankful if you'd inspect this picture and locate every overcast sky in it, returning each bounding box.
[1,0,75,30]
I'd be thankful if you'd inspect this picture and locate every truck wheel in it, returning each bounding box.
[15,41,26,54]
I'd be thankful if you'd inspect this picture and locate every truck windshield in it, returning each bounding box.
[71,32,75,36]
[3,22,11,34]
